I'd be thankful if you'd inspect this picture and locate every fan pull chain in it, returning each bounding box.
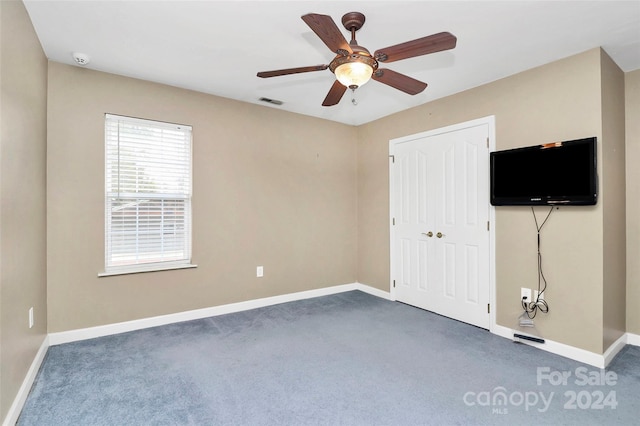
[351,88,358,106]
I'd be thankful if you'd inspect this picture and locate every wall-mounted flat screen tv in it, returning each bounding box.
[490,137,597,206]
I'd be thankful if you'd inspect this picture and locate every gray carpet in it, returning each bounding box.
[18,291,640,425]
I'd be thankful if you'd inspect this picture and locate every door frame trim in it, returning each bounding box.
[388,116,496,333]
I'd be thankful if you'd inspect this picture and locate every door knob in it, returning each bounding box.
[422,231,433,237]
[436,232,444,238]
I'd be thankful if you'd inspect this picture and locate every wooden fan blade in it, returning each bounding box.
[322,80,347,106]
[372,69,427,95]
[257,65,329,78]
[374,32,457,63]
[302,13,352,54]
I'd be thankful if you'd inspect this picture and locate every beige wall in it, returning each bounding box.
[600,51,626,349]
[47,62,358,332]
[358,49,611,353]
[626,69,640,335]
[0,0,48,420]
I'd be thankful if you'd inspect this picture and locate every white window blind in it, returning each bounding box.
[104,114,192,274]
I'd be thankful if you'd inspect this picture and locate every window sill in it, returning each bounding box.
[98,263,197,278]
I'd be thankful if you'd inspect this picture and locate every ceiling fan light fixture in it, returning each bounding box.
[335,61,374,88]
[330,53,378,89]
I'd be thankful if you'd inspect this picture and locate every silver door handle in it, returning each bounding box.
[436,232,444,238]
[422,231,433,238]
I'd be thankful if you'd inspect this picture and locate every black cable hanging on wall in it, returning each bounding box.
[521,206,553,319]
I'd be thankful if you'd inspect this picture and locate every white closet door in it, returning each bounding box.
[392,123,490,329]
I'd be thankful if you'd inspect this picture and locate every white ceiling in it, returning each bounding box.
[24,1,640,126]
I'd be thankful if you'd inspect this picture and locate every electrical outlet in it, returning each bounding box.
[521,288,531,303]
[256,266,264,278]
[29,307,34,329]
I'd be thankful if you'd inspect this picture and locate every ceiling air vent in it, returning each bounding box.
[259,97,283,106]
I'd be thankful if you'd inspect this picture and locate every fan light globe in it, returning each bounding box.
[335,62,374,88]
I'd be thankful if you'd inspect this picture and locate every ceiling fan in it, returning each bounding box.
[257,12,457,106]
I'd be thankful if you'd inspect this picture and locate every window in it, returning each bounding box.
[102,114,194,275]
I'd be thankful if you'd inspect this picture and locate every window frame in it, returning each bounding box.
[100,114,196,277]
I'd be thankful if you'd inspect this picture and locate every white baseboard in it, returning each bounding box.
[626,332,640,346]
[603,333,629,367]
[492,325,639,369]
[49,283,389,346]
[492,324,608,368]
[355,282,393,300]
[3,336,49,426]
